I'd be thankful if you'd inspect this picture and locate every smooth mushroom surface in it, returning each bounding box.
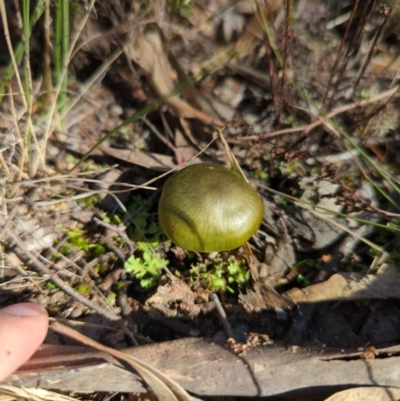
[158,163,264,252]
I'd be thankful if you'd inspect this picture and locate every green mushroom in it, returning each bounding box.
[158,163,264,252]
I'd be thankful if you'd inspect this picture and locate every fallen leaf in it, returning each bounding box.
[286,264,400,304]
[324,386,400,401]
[123,28,224,126]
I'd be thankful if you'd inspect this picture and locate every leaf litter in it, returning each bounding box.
[1,0,400,400]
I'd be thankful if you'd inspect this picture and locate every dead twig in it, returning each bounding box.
[353,4,392,91]
[7,230,121,322]
[238,85,399,141]
[210,293,234,339]
[93,216,134,255]
[258,3,280,123]
[322,0,360,106]
[141,116,181,164]
[277,0,291,127]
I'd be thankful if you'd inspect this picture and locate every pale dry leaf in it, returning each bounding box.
[324,386,400,401]
[190,10,269,81]
[286,263,400,304]
[164,33,222,121]
[173,124,199,161]
[368,54,400,75]
[220,10,245,42]
[0,385,78,401]
[343,263,400,300]
[286,273,358,304]
[14,218,55,252]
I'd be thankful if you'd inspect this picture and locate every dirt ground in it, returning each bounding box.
[1,0,400,400]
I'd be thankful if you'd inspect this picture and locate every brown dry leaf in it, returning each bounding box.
[123,28,224,126]
[176,117,207,152]
[190,3,280,81]
[324,387,400,401]
[50,321,193,401]
[61,137,176,171]
[368,53,400,75]
[286,273,356,304]
[241,247,295,311]
[164,31,222,121]
[173,123,199,161]
[241,278,295,311]
[146,276,210,318]
[101,146,176,172]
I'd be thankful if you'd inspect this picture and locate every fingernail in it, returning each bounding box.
[2,303,46,317]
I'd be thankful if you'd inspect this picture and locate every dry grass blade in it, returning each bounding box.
[50,321,193,401]
[0,385,79,401]
[216,128,248,181]
[0,0,26,110]
[60,48,123,122]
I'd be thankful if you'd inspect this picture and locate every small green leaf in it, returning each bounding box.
[124,256,147,279]
[179,6,192,18]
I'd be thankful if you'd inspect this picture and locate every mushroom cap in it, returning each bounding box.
[158,163,264,252]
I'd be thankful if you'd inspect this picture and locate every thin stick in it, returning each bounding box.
[353,5,391,91]
[217,128,248,182]
[257,1,280,121]
[210,293,235,339]
[322,0,360,105]
[93,216,134,255]
[141,116,180,161]
[60,48,123,121]
[277,0,291,127]
[8,230,121,321]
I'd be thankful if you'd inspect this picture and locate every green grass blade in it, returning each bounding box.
[0,0,45,105]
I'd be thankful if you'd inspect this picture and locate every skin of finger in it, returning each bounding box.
[0,309,48,381]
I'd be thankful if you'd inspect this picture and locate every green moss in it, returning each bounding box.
[59,243,71,255]
[45,282,58,290]
[123,195,167,245]
[94,263,108,275]
[66,228,106,257]
[190,256,250,294]
[274,194,288,208]
[168,0,194,18]
[251,170,269,184]
[75,283,91,296]
[114,281,125,290]
[100,212,122,225]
